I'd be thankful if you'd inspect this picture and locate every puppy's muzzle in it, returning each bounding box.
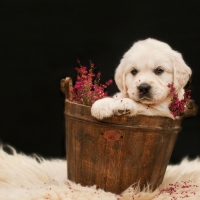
[138,83,151,98]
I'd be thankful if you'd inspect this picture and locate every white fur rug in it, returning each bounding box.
[0,146,200,200]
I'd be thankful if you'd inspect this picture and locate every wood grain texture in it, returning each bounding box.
[61,77,197,194]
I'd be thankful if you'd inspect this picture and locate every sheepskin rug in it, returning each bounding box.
[0,146,200,200]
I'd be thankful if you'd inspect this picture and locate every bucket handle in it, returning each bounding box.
[60,77,73,100]
[184,99,198,118]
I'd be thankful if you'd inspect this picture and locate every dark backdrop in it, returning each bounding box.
[0,1,199,163]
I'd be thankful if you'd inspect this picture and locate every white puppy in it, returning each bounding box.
[91,38,192,119]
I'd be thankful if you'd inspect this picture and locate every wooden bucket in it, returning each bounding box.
[60,77,198,194]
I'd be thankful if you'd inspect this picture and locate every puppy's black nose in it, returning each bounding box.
[138,83,151,94]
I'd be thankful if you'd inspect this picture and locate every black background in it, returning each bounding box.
[0,1,199,163]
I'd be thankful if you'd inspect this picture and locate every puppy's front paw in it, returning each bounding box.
[91,98,115,119]
[113,98,137,116]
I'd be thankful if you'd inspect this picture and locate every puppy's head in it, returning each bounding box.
[115,38,191,105]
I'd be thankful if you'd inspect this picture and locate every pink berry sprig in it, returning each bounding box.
[168,83,191,118]
[70,60,113,106]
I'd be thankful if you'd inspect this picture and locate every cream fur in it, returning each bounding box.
[91,38,192,120]
[0,146,200,200]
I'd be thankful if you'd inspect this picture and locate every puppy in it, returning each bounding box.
[91,38,192,119]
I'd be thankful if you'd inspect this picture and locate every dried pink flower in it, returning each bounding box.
[157,180,198,199]
[70,60,112,106]
[168,83,191,118]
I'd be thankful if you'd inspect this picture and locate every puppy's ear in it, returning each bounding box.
[114,59,127,95]
[172,51,192,91]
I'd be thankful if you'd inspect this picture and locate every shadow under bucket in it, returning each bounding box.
[61,77,198,194]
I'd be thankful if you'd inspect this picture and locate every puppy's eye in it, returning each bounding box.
[155,67,164,75]
[131,69,138,75]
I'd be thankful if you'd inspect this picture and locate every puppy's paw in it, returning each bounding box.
[91,98,115,119]
[113,98,137,116]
